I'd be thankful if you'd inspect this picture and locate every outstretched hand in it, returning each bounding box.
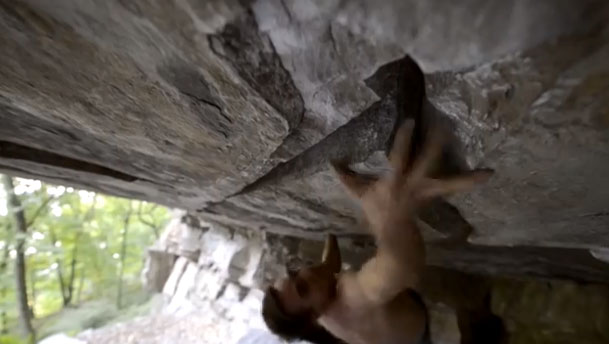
[331,119,493,231]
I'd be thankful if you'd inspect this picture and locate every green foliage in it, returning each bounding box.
[0,335,25,344]
[0,177,171,339]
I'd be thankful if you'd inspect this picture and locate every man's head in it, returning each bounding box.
[262,234,343,343]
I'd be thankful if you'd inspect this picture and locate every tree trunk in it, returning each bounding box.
[64,198,94,306]
[29,262,36,318]
[2,175,36,342]
[49,227,69,307]
[0,287,6,335]
[65,235,79,306]
[56,264,69,306]
[76,266,85,305]
[137,202,160,239]
[1,236,9,335]
[116,203,132,309]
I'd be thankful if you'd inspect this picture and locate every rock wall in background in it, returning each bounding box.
[134,214,609,344]
[1,0,609,284]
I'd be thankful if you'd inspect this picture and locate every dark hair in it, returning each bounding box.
[262,287,346,344]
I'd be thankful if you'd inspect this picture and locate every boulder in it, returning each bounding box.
[0,0,608,281]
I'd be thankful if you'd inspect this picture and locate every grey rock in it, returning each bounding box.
[1,0,609,282]
[142,249,177,293]
[236,329,286,344]
[38,333,86,344]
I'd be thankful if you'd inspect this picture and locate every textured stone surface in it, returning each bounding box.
[1,0,609,282]
[492,279,609,344]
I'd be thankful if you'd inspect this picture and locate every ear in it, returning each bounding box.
[321,234,342,273]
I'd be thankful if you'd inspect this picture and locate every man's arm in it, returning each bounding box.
[332,120,492,306]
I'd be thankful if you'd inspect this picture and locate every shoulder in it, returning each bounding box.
[335,271,373,309]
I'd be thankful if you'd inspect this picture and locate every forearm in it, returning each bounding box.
[353,217,425,305]
[377,218,425,285]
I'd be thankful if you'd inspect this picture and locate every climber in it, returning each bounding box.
[261,118,493,344]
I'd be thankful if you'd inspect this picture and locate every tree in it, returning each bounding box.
[47,197,95,307]
[0,177,171,337]
[137,202,162,239]
[0,225,9,335]
[1,176,35,343]
[116,202,132,309]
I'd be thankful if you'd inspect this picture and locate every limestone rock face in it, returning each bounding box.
[1,0,609,281]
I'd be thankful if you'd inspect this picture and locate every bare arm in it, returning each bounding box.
[332,120,492,306]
